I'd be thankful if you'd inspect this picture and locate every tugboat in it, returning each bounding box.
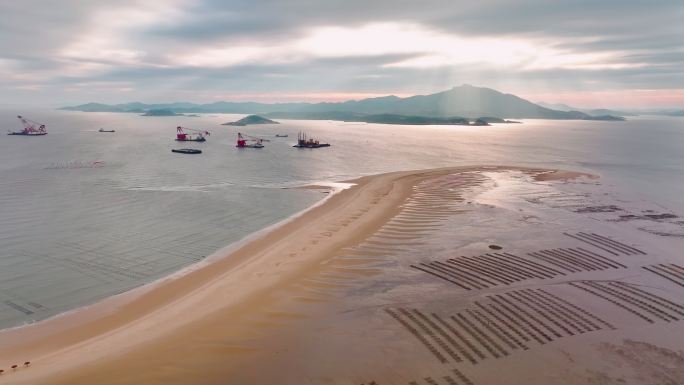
[293,132,330,148]
[98,128,115,133]
[236,132,267,148]
[176,126,209,142]
[8,115,47,136]
[172,148,202,154]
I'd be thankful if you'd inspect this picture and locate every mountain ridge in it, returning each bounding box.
[536,102,638,117]
[61,85,625,120]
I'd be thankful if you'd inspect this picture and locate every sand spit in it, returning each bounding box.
[2,166,683,385]
[0,166,496,383]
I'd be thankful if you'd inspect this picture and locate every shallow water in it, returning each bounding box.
[0,109,682,329]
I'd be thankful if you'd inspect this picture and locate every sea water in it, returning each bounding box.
[0,109,682,329]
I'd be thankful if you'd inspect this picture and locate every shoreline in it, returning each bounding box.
[0,180,353,335]
[0,166,590,384]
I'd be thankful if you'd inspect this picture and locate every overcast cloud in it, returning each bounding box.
[1,0,682,107]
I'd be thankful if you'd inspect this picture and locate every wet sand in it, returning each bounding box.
[2,166,683,385]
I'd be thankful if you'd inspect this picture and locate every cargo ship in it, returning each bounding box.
[293,132,330,148]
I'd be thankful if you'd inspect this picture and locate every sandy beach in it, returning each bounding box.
[1,165,683,385]
[3,1,682,383]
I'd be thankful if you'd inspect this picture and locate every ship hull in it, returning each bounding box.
[293,143,330,148]
[8,132,47,136]
[175,138,206,142]
[171,149,202,154]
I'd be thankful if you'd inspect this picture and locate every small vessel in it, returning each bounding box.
[293,132,330,148]
[172,148,202,154]
[98,128,115,133]
[275,134,288,137]
[8,115,47,136]
[236,132,268,148]
[176,126,210,142]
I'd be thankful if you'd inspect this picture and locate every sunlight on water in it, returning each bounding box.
[0,109,682,328]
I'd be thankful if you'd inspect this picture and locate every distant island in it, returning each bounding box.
[265,112,500,126]
[222,115,280,126]
[350,114,475,126]
[476,117,522,124]
[585,115,626,121]
[61,85,628,121]
[141,109,182,116]
[536,102,638,117]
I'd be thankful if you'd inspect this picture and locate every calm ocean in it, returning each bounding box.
[0,109,682,329]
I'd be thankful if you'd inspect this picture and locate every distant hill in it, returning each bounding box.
[266,110,621,123]
[537,102,638,117]
[477,117,521,123]
[305,85,581,119]
[267,111,501,126]
[536,102,576,111]
[264,111,367,121]
[141,109,182,116]
[61,85,626,121]
[61,101,310,114]
[587,115,626,121]
[222,115,279,126]
[343,113,472,125]
[586,109,635,117]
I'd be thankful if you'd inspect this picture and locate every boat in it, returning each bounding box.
[176,126,209,142]
[8,115,47,136]
[236,132,268,148]
[98,128,115,133]
[172,148,202,154]
[275,134,288,137]
[293,132,330,148]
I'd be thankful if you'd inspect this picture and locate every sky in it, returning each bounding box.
[0,0,683,108]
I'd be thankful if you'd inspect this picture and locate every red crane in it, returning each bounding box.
[9,115,47,136]
[176,126,210,142]
[236,132,269,148]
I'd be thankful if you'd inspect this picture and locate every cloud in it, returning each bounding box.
[0,0,682,106]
